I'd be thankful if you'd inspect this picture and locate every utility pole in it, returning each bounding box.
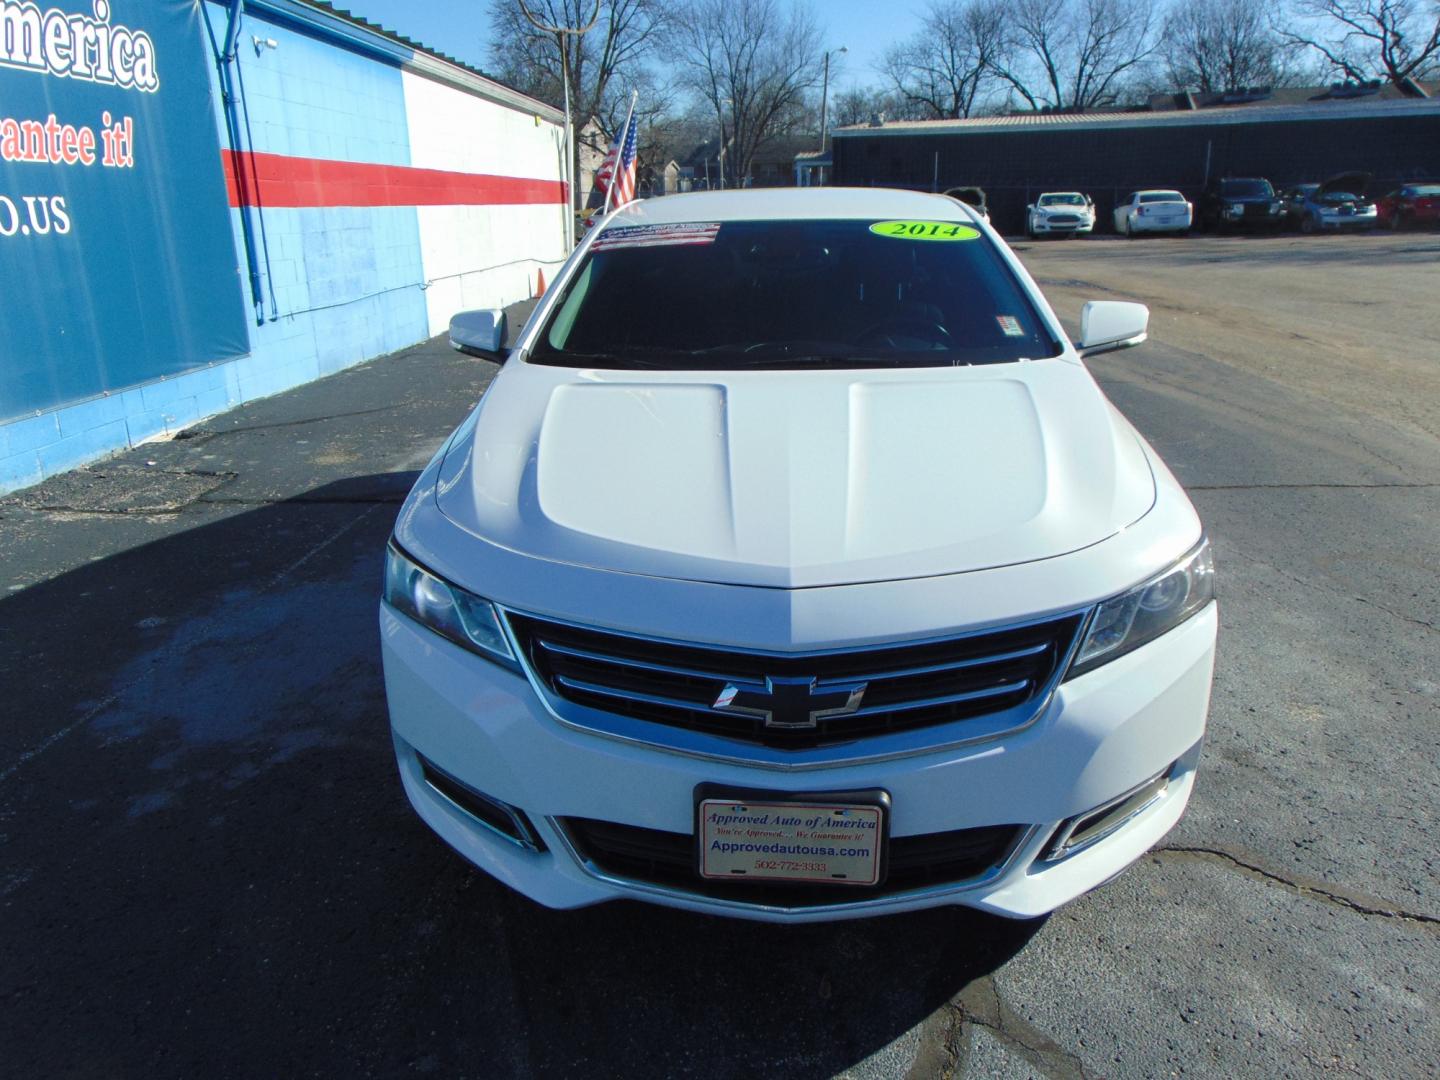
[519,0,600,249]
[818,45,847,158]
[717,96,732,190]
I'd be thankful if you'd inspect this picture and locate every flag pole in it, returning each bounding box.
[603,89,639,217]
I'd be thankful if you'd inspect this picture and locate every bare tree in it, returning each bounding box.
[831,86,927,126]
[880,0,1006,119]
[487,0,667,149]
[664,0,823,184]
[989,0,1159,109]
[1161,0,1295,91]
[1277,0,1440,84]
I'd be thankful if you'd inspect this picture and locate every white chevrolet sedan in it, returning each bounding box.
[381,189,1217,922]
[1113,190,1193,236]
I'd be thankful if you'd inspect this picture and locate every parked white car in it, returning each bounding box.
[1026,192,1095,237]
[384,188,1217,923]
[1113,190,1193,236]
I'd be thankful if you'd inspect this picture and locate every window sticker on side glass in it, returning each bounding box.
[590,222,721,251]
[868,220,981,241]
[996,315,1025,337]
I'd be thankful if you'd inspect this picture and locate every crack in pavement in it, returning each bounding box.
[183,404,402,438]
[1156,846,1440,929]
[1222,538,1440,635]
[3,491,404,518]
[903,1006,963,1080]
[198,495,406,507]
[953,976,1096,1080]
[1189,482,1440,491]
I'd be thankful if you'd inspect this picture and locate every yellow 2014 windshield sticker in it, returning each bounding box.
[869,220,981,241]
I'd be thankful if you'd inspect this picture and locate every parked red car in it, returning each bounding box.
[1377,183,1440,229]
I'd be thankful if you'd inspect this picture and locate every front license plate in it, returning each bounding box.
[697,797,885,885]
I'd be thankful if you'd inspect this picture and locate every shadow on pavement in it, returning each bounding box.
[0,476,1042,1078]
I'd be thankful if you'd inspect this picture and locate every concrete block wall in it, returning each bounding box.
[0,0,567,494]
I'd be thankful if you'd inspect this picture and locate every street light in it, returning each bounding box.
[519,0,599,249]
[819,45,848,159]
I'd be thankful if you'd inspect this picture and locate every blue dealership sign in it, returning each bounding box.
[0,0,248,421]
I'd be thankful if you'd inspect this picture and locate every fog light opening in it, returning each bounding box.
[1044,765,1175,862]
[418,754,546,853]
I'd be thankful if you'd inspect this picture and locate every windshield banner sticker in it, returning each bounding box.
[869,220,981,242]
[997,315,1025,337]
[591,222,721,251]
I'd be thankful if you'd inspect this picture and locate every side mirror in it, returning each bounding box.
[449,309,508,360]
[1077,300,1148,358]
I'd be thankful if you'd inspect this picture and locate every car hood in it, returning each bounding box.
[435,359,1156,588]
[1319,171,1371,198]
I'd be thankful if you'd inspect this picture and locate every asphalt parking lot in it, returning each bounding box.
[2,232,1437,1078]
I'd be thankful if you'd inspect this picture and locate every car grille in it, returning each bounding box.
[506,612,1082,749]
[562,817,1024,907]
[1046,214,1081,225]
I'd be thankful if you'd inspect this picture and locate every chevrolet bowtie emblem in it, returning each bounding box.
[713,675,868,730]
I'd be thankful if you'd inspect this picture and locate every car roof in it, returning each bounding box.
[600,187,982,227]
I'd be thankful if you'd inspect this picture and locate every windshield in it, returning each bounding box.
[1039,193,1085,206]
[1139,192,1184,204]
[530,219,1061,370]
[1406,185,1440,196]
[1221,179,1273,197]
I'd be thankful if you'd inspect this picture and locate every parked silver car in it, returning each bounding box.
[1293,173,1377,233]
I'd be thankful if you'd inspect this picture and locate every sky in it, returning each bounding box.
[338,0,920,94]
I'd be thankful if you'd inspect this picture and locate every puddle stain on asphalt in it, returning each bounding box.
[85,556,386,814]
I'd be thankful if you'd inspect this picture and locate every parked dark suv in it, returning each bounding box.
[1198,177,1284,232]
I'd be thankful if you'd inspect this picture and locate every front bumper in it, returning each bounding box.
[1318,211,1377,229]
[1030,218,1093,235]
[381,599,1217,922]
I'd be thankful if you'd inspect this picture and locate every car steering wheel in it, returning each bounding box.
[856,318,953,350]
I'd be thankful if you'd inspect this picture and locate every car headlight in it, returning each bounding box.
[384,543,518,669]
[1066,538,1214,678]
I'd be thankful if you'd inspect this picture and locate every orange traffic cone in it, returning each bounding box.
[534,268,547,297]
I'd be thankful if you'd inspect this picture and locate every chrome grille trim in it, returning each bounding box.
[538,638,733,682]
[820,641,1050,684]
[554,671,1031,721]
[847,679,1030,716]
[500,606,1091,771]
[554,675,723,714]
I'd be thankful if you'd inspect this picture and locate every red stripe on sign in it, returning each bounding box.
[221,151,567,208]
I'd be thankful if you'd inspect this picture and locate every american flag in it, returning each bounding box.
[595,114,639,209]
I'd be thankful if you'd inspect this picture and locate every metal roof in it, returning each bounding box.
[835,96,1440,138]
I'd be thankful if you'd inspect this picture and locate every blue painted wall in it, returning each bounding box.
[1,1,432,493]
[204,7,428,406]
